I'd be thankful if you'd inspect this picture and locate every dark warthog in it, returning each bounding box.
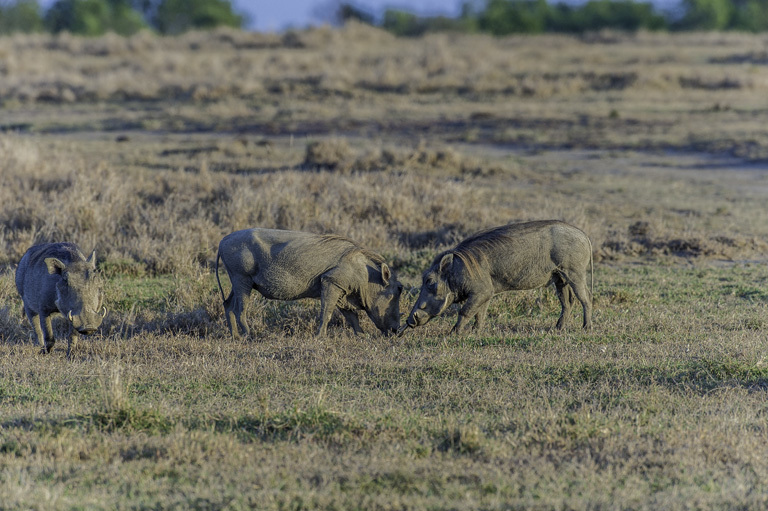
[15,242,106,358]
[216,228,403,337]
[401,220,593,335]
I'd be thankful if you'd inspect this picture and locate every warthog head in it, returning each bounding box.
[46,251,106,335]
[364,264,403,336]
[403,253,456,331]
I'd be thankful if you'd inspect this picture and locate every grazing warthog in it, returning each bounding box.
[401,220,593,335]
[216,228,403,337]
[15,242,106,358]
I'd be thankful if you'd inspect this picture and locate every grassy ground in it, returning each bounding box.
[3,264,768,509]
[2,27,768,510]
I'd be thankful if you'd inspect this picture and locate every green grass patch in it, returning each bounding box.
[89,406,175,434]
[105,275,176,313]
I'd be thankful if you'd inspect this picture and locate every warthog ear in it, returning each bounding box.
[44,257,66,275]
[87,250,97,269]
[438,253,454,274]
[381,264,391,286]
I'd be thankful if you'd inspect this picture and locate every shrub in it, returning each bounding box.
[44,0,146,36]
[153,0,244,35]
[0,0,43,34]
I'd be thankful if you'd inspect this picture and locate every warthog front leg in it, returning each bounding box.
[451,292,493,334]
[338,308,364,335]
[28,309,56,354]
[318,278,344,337]
[472,301,491,331]
[67,326,79,360]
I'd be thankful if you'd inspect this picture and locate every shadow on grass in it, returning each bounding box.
[0,405,355,444]
[539,357,768,393]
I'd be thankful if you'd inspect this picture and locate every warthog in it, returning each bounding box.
[401,220,593,335]
[216,228,403,337]
[15,242,106,358]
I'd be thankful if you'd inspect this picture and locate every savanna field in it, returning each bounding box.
[3,24,768,509]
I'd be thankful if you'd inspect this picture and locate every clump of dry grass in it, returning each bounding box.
[303,137,484,175]
[0,132,526,275]
[0,305,25,344]
[3,130,767,287]
[303,138,355,172]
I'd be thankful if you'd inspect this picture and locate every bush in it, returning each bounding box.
[44,0,146,36]
[0,0,43,34]
[476,0,549,35]
[381,9,475,37]
[548,0,667,32]
[153,0,244,35]
[675,0,732,30]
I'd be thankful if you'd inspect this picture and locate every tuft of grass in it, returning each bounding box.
[90,362,174,434]
[434,424,486,455]
[224,405,352,444]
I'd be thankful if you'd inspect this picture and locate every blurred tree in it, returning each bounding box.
[153,0,243,34]
[382,8,475,36]
[0,0,43,34]
[476,0,548,34]
[109,0,145,34]
[729,0,768,31]
[381,9,424,36]
[548,0,666,32]
[675,0,732,30]
[44,0,146,35]
[337,3,375,25]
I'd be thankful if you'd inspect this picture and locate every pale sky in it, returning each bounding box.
[240,0,465,32]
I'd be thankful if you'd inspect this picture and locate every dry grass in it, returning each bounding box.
[3,264,768,510]
[2,27,768,509]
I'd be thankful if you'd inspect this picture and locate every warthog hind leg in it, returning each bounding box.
[553,273,574,329]
[563,271,592,330]
[223,283,252,339]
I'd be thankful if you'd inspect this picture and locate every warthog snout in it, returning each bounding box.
[68,307,107,335]
[406,299,433,327]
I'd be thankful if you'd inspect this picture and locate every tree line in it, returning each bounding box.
[0,0,243,36]
[2,0,767,37]
[344,0,768,36]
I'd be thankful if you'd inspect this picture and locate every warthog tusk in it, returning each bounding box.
[396,324,410,337]
[68,310,73,322]
[101,306,107,317]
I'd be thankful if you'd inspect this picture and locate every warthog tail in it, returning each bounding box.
[588,236,594,299]
[215,246,226,302]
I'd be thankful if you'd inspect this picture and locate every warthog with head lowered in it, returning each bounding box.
[401,220,593,334]
[15,242,106,357]
[216,228,403,337]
